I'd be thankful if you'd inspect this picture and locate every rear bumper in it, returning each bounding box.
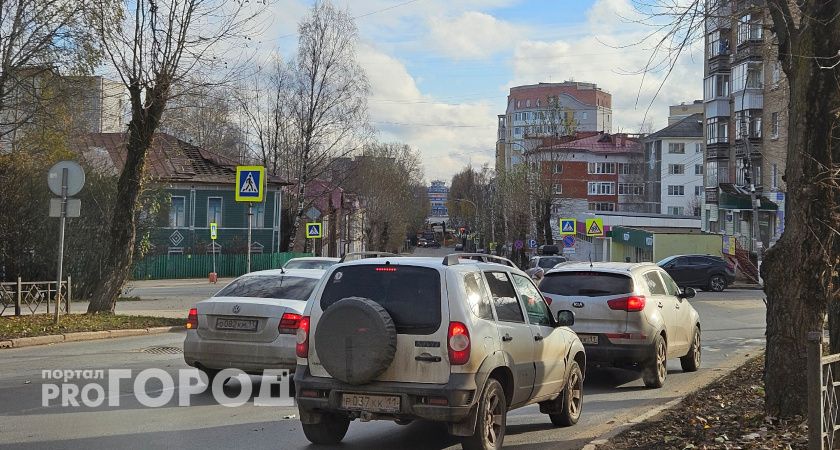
[183,330,297,373]
[294,365,477,423]
[582,335,656,366]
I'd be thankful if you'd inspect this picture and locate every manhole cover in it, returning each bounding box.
[141,346,182,355]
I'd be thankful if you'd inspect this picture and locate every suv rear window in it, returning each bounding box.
[540,272,634,297]
[215,275,318,301]
[320,265,442,335]
[537,257,566,269]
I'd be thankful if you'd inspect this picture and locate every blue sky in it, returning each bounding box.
[266,0,703,181]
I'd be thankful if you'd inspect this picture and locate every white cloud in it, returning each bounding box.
[427,11,521,60]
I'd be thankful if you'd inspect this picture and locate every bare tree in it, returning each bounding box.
[628,0,840,416]
[85,0,263,313]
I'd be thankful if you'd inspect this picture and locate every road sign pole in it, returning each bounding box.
[247,203,253,273]
[54,168,68,325]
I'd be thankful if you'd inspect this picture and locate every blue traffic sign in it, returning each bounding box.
[528,239,537,249]
[514,240,523,250]
[559,218,576,235]
[235,166,265,203]
[562,236,575,248]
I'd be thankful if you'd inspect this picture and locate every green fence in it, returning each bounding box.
[131,252,312,280]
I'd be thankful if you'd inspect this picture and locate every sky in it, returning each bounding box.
[263,0,704,183]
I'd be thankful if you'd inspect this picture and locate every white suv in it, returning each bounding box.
[294,254,586,450]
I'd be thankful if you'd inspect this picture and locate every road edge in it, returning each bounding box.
[1,326,185,350]
[581,350,760,450]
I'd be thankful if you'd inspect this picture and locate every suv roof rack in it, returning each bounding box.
[442,253,517,268]
[339,251,400,263]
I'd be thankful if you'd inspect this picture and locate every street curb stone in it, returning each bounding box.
[3,326,185,349]
[0,340,12,349]
[11,335,65,347]
[63,331,110,342]
[582,396,686,450]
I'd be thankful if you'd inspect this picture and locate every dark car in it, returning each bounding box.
[454,243,464,251]
[657,254,735,292]
[538,244,560,256]
[427,240,441,248]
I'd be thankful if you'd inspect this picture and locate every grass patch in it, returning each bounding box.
[0,314,184,340]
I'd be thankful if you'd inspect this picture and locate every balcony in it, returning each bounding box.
[705,187,719,203]
[708,53,731,72]
[734,139,762,158]
[733,40,763,63]
[704,99,730,118]
[706,142,731,159]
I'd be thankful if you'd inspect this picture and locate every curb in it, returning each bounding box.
[2,326,185,350]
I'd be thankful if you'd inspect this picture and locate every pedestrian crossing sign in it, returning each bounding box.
[235,166,265,203]
[585,218,604,237]
[559,218,576,235]
[306,222,322,239]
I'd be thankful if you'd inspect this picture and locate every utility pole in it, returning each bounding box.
[740,114,763,286]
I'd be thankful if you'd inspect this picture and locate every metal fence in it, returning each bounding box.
[131,252,312,280]
[808,331,840,449]
[0,278,71,316]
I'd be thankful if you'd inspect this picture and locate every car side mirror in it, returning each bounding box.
[679,287,696,299]
[556,310,575,327]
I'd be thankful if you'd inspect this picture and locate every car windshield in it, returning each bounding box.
[537,257,565,269]
[321,265,441,334]
[540,271,634,297]
[656,256,678,266]
[215,275,319,300]
[284,260,336,270]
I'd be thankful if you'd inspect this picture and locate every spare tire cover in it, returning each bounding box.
[314,297,397,385]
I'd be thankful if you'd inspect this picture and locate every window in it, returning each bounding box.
[516,100,521,108]
[553,162,563,174]
[735,110,762,138]
[771,112,779,139]
[737,14,763,46]
[617,163,640,175]
[485,272,525,323]
[514,127,522,136]
[512,274,552,326]
[526,99,531,107]
[217,274,319,301]
[250,203,265,228]
[703,74,730,100]
[536,99,541,107]
[643,272,667,295]
[463,272,493,320]
[668,143,685,154]
[772,163,778,190]
[668,164,685,175]
[660,272,681,296]
[695,143,702,154]
[588,202,615,211]
[695,164,704,175]
[169,196,186,227]
[618,183,644,195]
[695,185,702,196]
[667,206,685,215]
[587,162,616,174]
[732,61,764,91]
[772,61,781,86]
[553,183,563,195]
[587,182,615,195]
[707,118,729,144]
[540,271,633,297]
[582,112,588,120]
[207,197,222,226]
[668,185,685,196]
[707,30,730,57]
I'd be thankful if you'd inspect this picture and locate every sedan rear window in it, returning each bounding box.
[537,257,566,269]
[216,275,318,301]
[320,265,442,335]
[540,272,634,297]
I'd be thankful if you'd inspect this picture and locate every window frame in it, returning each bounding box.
[207,196,223,227]
[169,195,186,228]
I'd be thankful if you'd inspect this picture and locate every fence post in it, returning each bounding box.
[808,330,824,450]
[66,275,71,313]
[15,277,21,316]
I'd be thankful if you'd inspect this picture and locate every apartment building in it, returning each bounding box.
[428,180,449,217]
[642,112,705,215]
[701,0,787,252]
[496,81,613,172]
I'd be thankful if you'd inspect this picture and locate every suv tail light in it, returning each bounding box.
[296,316,311,358]
[279,313,302,334]
[607,296,646,312]
[186,308,198,329]
[448,321,471,365]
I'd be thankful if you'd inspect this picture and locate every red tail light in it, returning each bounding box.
[186,308,198,329]
[607,296,647,312]
[279,313,302,334]
[448,321,471,365]
[543,295,553,306]
[296,316,310,358]
[375,267,397,272]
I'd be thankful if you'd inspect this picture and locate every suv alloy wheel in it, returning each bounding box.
[463,378,506,450]
[642,334,667,388]
[709,274,726,292]
[549,361,583,426]
[680,326,701,372]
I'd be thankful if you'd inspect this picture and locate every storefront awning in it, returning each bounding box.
[718,184,779,211]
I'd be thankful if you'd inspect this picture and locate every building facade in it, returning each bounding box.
[701,0,787,252]
[496,81,613,171]
[642,113,705,216]
[428,180,449,217]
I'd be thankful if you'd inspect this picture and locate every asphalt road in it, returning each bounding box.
[0,282,765,450]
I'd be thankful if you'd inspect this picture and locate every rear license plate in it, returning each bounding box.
[216,318,258,331]
[578,334,599,345]
[341,393,401,413]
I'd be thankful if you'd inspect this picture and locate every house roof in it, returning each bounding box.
[645,113,704,140]
[533,132,642,154]
[76,133,289,185]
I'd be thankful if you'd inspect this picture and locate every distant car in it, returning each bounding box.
[657,255,735,292]
[526,255,568,281]
[541,262,701,388]
[183,268,326,382]
[538,245,560,256]
[427,240,441,248]
[454,243,464,251]
[283,257,340,270]
[417,239,428,248]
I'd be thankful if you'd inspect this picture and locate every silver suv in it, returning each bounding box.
[294,254,586,450]
[540,262,701,388]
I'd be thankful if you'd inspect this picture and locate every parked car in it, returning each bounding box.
[294,254,586,449]
[526,255,568,281]
[283,257,340,270]
[657,254,735,292]
[454,243,464,251]
[540,262,701,388]
[417,238,428,248]
[538,244,560,256]
[183,268,326,382]
[427,240,442,248]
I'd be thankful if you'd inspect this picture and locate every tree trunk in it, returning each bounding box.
[287,145,309,253]
[762,15,839,416]
[542,200,553,245]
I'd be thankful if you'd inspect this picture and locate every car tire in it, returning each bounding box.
[642,335,667,388]
[549,361,583,427]
[301,413,350,445]
[462,378,507,450]
[680,326,701,372]
[708,274,727,292]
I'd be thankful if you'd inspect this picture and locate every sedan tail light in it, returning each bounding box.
[607,296,647,312]
[279,313,302,334]
[296,316,311,358]
[186,308,198,329]
[448,321,471,365]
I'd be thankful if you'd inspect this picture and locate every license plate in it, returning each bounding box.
[578,334,599,345]
[341,393,401,413]
[216,318,258,331]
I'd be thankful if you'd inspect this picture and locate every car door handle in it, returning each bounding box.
[502,334,513,342]
[415,354,442,363]
[657,302,663,308]
[534,335,544,342]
